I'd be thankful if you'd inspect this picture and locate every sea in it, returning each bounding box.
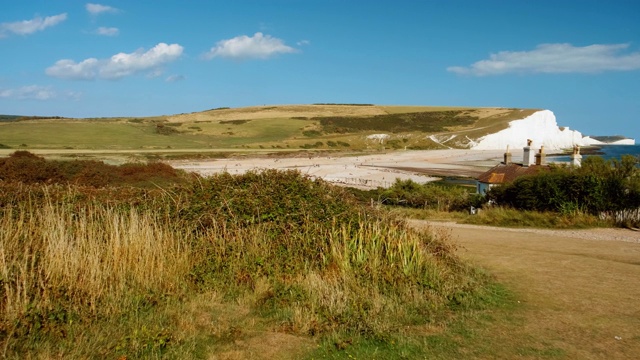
[548,144,640,164]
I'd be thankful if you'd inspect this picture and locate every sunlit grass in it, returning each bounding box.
[390,206,612,229]
[0,166,494,358]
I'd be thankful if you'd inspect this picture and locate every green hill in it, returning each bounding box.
[0,104,538,159]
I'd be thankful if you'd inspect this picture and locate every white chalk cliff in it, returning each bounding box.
[471,110,635,150]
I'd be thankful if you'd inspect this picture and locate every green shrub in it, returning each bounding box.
[378,179,473,211]
[302,130,322,137]
[155,123,179,135]
[488,156,640,215]
[315,110,477,134]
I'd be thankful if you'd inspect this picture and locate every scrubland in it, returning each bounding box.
[0,152,496,359]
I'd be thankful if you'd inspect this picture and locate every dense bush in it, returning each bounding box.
[178,169,362,229]
[316,110,477,134]
[0,151,187,188]
[356,178,476,212]
[487,155,640,226]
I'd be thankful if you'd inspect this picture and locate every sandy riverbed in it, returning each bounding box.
[170,149,507,188]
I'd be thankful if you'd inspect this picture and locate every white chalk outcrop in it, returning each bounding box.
[471,110,635,150]
[581,136,636,146]
[366,134,390,143]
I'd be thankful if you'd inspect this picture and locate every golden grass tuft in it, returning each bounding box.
[0,200,190,327]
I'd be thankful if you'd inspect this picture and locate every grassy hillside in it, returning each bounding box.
[0,105,537,158]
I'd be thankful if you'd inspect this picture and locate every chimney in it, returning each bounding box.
[535,145,546,165]
[503,145,512,165]
[523,139,535,167]
[571,144,582,167]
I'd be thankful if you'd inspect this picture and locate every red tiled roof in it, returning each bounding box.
[477,163,548,184]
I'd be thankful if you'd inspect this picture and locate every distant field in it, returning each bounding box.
[0,104,538,158]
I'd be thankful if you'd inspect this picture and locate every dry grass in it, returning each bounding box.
[0,200,190,328]
[0,169,495,358]
[166,105,388,123]
[412,221,640,359]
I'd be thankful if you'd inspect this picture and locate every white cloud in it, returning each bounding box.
[203,32,297,60]
[1,13,67,36]
[165,74,185,83]
[46,43,184,80]
[86,3,119,15]
[448,43,640,76]
[0,85,79,100]
[96,26,119,36]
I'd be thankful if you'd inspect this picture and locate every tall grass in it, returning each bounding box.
[194,215,484,337]
[0,198,190,344]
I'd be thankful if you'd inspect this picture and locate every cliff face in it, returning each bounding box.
[471,110,635,150]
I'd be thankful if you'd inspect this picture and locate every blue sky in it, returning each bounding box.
[1,0,639,140]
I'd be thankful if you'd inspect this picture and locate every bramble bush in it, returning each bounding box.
[0,151,187,188]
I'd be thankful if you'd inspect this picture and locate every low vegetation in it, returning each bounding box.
[0,150,186,188]
[349,178,478,212]
[487,155,640,227]
[315,110,478,134]
[0,152,495,358]
[351,171,624,229]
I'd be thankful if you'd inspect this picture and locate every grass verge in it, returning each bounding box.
[392,206,612,229]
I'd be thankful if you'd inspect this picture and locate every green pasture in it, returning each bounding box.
[0,117,311,150]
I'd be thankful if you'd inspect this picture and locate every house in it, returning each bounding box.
[476,140,550,195]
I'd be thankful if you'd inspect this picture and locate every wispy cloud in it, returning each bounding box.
[165,74,185,83]
[0,85,80,100]
[86,3,119,15]
[448,43,640,76]
[96,26,119,36]
[203,32,297,60]
[46,43,184,80]
[0,13,67,37]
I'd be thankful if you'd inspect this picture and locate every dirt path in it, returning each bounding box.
[410,220,640,359]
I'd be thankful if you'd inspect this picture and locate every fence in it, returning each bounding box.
[600,208,640,226]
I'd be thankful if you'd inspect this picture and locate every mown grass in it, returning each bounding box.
[0,152,496,359]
